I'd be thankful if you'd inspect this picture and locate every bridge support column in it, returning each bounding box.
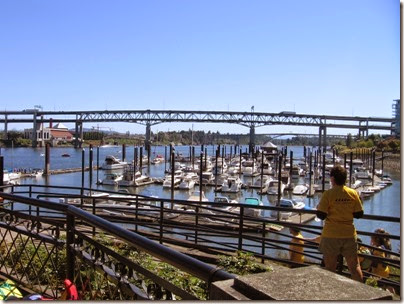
[145,122,151,152]
[3,115,7,140]
[32,114,38,148]
[79,123,83,148]
[249,125,255,155]
[75,120,83,148]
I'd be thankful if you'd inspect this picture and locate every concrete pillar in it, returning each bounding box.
[318,127,322,148]
[249,125,255,155]
[32,114,38,148]
[323,126,327,152]
[3,114,7,140]
[74,120,79,148]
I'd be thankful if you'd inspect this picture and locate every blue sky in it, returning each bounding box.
[0,0,400,135]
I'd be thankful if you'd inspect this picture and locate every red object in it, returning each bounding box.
[63,279,79,300]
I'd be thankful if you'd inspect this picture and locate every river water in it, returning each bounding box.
[0,145,401,251]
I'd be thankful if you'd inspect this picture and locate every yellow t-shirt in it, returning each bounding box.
[317,185,363,238]
[371,247,390,278]
[290,232,305,263]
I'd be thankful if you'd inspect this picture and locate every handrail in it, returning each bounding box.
[0,192,235,284]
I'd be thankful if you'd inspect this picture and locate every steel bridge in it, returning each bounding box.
[0,109,395,150]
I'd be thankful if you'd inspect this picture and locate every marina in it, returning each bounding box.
[0,144,400,250]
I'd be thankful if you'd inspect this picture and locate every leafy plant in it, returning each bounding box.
[217,251,272,275]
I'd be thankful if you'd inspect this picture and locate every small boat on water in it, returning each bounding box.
[292,184,309,195]
[221,176,243,193]
[61,153,70,157]
[101,155,128,170]
[271,198,306,219]
[99,173,123,186]
[267,180,285,195]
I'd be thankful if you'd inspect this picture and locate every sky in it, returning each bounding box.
[0,0,400,136]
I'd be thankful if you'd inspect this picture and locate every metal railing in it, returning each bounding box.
[0,190,234,300]
[0,183,401,297]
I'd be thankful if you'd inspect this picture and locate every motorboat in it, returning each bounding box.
[162,175,182,189]
[201,171,214,185]
[241,160,259,177]
[354,167,371,179]
[61,153,70,157]
[292,184,309,195]
[221,176,243,193]
[99,173,123,186]
[250,175,272,189]
[179,173,197,190]
[151,154,165,165]
[242,197,264,217]
[271,198,306,219]
[101,155,128,170]
[267,180,285,195]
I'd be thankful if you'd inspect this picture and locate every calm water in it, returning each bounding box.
[0,145,400,250]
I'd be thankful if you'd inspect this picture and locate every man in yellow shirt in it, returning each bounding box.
[316,165,364,282]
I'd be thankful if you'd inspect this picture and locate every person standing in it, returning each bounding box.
[316,165,364,282]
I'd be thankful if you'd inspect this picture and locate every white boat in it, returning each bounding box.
[242,197,264,217]
[29,169,43,178]
[292,184,309,195]
[250,175,272,189]
[179,174,197,190]
[118,169,153,187]
[267,180,285,195]
[271,198,306,219]
[354,167,371,179]
[162,175,182,188]
[100,173,123,185]
[101,155,128,170]
[201,171,214,185]
[241,160,259,177]
[221,176,243,193]
[151,154,165,164]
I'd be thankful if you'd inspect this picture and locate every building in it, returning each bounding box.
[24,122,73,146]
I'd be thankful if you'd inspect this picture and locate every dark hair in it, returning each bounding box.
[330,165,347,185]
[289,227,301,234]
[372,228,392,251]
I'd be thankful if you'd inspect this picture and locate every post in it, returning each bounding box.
[308,152,313,197]
[44,143,50,176]
[238,206,244,250]
[0,156,3,190]
[81,149,85,199]
[140,146,143,174]
[381,149,384,175]
[199,151,204,201]
[322,154,326,192]
[277,154,282,221]
[89,145,93,190]
[96,146,99,183]
[372,149,376,186]
[214,148,219,195]
[349,152,353,187]
[122,144,126,162]
[171,150,175,203]
[66,214,76,281]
